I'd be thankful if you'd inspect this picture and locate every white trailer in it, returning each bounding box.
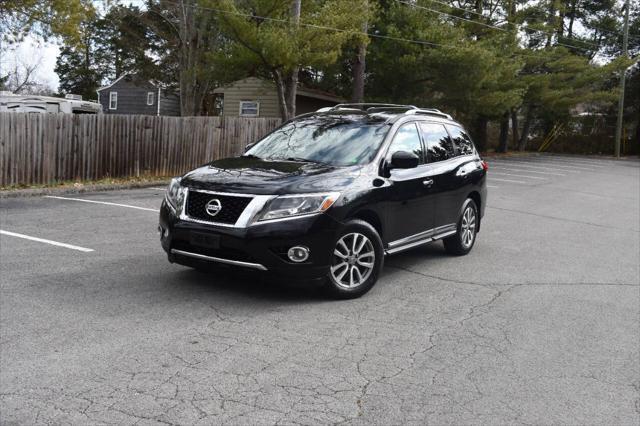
[0,92,102,114]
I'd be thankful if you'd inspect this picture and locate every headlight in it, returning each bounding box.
[257,192,340,221]
[165,177,183,210]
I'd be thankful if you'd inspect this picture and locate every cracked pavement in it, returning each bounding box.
[1,154,639,425]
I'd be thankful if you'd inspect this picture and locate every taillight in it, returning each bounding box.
[481,160,489,171]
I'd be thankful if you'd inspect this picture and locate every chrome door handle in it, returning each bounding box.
[423,179,434,187]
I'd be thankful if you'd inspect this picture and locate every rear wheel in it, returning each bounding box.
[325,219,384,299]
[443,198,478,255]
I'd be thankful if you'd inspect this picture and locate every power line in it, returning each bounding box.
[412,0,640,49]
[123,0,639,47]
[423,0,639,42]
[392,0,604,53]
[177,0,562,58]
[422,0,503,20]
[123,0,594,60]
[584,20,640,41]
[394,0,508,32]
[126,0,451,48]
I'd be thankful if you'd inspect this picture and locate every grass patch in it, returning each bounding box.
[1,175,172,191]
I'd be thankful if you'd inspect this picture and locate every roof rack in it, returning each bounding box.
[405,108,453,120]
[317,103,453,120]
[331,103,417,111]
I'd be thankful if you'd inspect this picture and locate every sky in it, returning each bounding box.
[2,36,61,92]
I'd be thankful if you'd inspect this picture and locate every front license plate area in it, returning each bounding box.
[190,232,220,249]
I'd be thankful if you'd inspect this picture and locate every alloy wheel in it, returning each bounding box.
[460,205,476,248]
[330,232,375,289]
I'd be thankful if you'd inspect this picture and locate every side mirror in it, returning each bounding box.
[390,151,420,169]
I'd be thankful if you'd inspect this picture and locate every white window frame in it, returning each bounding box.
[147,92,154,106]
[239,101,259,117]
[109,92,117,110]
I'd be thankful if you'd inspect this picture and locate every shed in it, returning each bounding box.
[213,77,344,118]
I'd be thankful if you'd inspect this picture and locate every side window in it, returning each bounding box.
[387,123,425,164]
[109,92,117,110]
[420,122,454,162]
[147,92,154,105]
[446,125,475,156]
[239,101,259,117]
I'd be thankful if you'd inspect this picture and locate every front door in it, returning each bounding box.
[384,122,436,244]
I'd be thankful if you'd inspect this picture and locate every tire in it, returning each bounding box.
[324,219,384,299]
[443,198,478,256]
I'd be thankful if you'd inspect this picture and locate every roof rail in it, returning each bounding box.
[330,103,418,111]
[316,103,453,120]
[405,108,453,120]
[366,106,417,113]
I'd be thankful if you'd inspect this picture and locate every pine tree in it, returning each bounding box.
[54,21,105,100]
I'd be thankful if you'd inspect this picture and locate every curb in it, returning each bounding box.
[0,181,169,199]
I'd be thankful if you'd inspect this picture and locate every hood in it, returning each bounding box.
[180,157,363,195]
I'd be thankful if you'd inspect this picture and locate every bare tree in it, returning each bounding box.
[3,51,53,94]
[145,0,220,116]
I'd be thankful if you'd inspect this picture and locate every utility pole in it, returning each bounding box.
[284,0,301,120]
[351,1,368,104]
[614,0,630,158]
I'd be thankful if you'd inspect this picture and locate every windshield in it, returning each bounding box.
[244,115,390,166]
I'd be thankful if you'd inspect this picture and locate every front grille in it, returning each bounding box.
[186,190,253,224]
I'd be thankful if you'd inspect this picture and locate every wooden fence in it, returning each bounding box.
[0,113,282,187]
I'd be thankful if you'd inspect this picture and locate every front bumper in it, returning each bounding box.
[159,200,342,280]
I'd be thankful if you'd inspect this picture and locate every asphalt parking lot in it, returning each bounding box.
[1,153,639,425]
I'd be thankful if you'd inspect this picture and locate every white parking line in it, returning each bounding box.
[0,230,94,252]
[489,177,527,184]
[501,160,591,171]
[489,162,580,173]
[487,185,499,188]
[45,196,159,212]
[535,157,605,167]
[525,161,594,170]
[490,172,547,180]
[491,166,566,176]
[148,187,167,191]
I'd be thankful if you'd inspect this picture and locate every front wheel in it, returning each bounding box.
[325,219,384,299]
[443,198,478,256]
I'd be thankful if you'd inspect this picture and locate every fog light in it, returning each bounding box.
[287,246,310,263]
[158,225,169,239]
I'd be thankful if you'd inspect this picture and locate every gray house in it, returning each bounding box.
[213,77,343,118]
[97,74,180,116]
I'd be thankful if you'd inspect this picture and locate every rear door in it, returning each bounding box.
[419,122,466,230]
[446,124,484,213]
[384,122,436,243]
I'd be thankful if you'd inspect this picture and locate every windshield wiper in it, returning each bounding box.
[283,156,330,165]
[264,156,330,165]
[241,154,261,159]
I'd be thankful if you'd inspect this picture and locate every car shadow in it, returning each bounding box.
[165,265,329,304]
[384,242,450,267]
[160,242,450,302]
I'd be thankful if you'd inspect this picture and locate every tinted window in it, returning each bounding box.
[420,123,454,162]
[387,123,424,164]
[447,125,475,156]
[245,115,389,166]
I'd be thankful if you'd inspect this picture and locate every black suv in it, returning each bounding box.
[159,104,487,298]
